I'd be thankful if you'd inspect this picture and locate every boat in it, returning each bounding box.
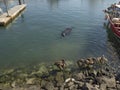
[104,3,120,38]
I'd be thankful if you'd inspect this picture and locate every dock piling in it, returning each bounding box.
[18,0,22,5]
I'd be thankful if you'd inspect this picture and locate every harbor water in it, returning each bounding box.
[0,0,120,68]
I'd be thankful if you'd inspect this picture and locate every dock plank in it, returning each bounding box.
[0,4,26,26]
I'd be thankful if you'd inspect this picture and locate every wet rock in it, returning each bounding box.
[3,69,14,75]
[77,81,84,88]
[11,81,16,88]
[26,85,41,90]
[55,72,64,87]
[64,81,74,88]
[82,83,99,90]
[96,55,108,64]
[97,76,116,88]
[100,69,110,76]
[77,59,84,68]
[54,59,66,70]
[11,87,23,90]
[26,78,36,85]
[116,73,120,82]
[64,88,69,90]
[40,80,48,88]
[0,84,4,90]
[99,83,107,90]
[0,83,11,90]
[88,70,97,77]
[65,78,75,83]
[18,73,28,78]
[45,82,55,90]
[54,87,59,90]
[82,83,89,90]
[41,80,55,90]
[31,64,49,77]
[74,72,85,81]
[0,56,118,90]
[65,60,73,67]
[69,84,76,90]
[116,84,120,90]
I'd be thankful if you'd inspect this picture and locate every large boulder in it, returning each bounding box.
[97,76,116,88]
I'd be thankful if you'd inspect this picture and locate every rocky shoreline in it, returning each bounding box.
[0,56,120,90]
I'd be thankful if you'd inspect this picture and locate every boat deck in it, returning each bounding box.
[0,4,26,26]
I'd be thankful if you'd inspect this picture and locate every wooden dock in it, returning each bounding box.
[0,4,26,26]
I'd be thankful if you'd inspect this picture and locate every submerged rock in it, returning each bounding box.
[26,78,36,85]
[55,72,64,87]
[31,63,49,77]
[54,59,66,70]
[0,56,119,90]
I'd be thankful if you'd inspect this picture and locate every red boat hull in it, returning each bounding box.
[109,20,120,38]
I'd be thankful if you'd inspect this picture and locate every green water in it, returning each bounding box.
[0,0,120,68]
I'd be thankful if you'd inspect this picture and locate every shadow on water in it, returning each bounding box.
[20,14,25,23]
[104,23,120,60]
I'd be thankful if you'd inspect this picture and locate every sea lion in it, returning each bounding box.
[61,27,72,37]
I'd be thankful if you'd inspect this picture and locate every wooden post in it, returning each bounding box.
[18,0,22,5]
[3,0,10,17]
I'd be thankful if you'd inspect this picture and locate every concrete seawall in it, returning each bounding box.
[0,4,26,26]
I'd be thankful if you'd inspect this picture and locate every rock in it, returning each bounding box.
[88,70,97,77]
[82,83,93,90]
[77,59,84,68]
[100,69,110,76]
[66,60,73,65]
[27,85,41,90]
[104,76,116,88]
[18,73,28,78]
[26,78,36,85]
[45,82,54,90]
[41,80,54,90]
[82,83,100,90]
[40,80,48,88]
[3,69,14,75]
[116,84,120,90]
[77,81,84,88]
[116,81,120,84]
[107,88,117,90]
[55,72,64,87]
[99,83,107,90]
[97,76,116,88]
[64,88,69,90]
[96,55,108,64]
[74,72,85,81]
[0,84,3,90]
[31,64,49,77]
[116,73,120,82]
[54,59,66,70]
[67,82,74,87]
[11,81,16,88]
[69,84,76,90]
[54,87,59,90]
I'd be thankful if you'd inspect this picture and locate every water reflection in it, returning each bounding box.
[46,0,59,9]
[107,29,120,59]
[87,0,105,10]
[0,0,18,11]
[0,0,120,68]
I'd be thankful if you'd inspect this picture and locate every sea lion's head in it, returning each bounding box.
[61,33,66,37]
